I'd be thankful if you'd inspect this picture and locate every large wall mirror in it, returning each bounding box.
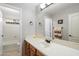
[36,3,79,50]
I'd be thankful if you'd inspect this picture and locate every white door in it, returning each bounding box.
[69,12,79,43]
[0,10,3,55]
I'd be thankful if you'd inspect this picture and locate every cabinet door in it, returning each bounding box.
[22,40,28,56]
[30,44,36,56]
[22,40,30,56]
[36,50,44,56]
[26,41,30,56]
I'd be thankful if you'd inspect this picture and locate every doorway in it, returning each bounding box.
[0,4,22,56]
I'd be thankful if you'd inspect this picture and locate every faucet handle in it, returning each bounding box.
[45,39,51,43]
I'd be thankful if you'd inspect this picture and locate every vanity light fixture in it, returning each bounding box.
[40,3,53,11]
[40,3,46,10]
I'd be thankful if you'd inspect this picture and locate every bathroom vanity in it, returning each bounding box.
[22,40,44,56]
[22,36,79,56]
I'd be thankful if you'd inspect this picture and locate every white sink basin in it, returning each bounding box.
[39,41,51,48]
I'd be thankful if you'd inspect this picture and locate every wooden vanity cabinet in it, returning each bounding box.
[22,40,44,56]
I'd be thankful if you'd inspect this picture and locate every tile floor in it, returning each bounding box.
[3,44,20,56]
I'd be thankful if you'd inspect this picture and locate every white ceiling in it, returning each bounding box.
[7,3,40,9]
[7,3,79,17]
[42,3,79,16]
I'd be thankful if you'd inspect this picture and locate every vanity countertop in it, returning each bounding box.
[25,36,79,56]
